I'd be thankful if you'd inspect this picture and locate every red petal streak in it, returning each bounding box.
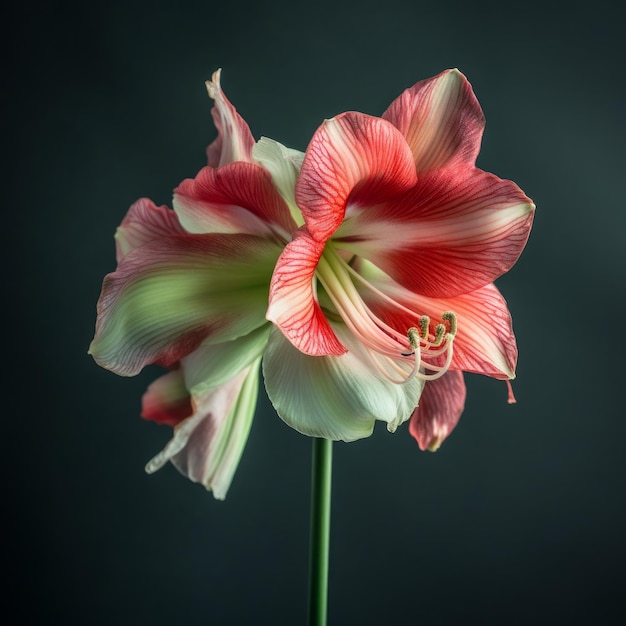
[267,230,346,356]
[409,370,466,451]
[175,161,296,237]
[382,69,485,172]
[295,113,417,243]
[344,168,534,298]
[115,198,185,262]
[206,69,255,167]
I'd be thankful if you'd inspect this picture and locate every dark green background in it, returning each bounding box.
[8,0,625,623]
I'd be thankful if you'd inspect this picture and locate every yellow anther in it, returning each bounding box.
[442,311,457,336]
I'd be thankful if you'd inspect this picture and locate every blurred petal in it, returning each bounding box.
[206,68,255,167]
[174,161,295,239]
[146,359,260,500]
[263,326,424,441]
[337,168,535,298]
[141,369,192,427]
[409,370,466,451]
[296,112,417,242]
[89,234,281,376]
[267,229,346,356]
[382,68,485,172]
[115,198,185,262]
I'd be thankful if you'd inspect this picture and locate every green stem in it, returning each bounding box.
[308,437,333,626]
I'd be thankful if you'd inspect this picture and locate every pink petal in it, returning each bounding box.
[115,198,185,262]
[339,168,534,298]
[382,69,485,172]
[409,370,466,451]
[295,112,417,243]
[205,69,255,167]
[141,369,193,427]
[174,161,296,238]
[266,229,346,356]
[145,363,259,500]
[364,279,518,380]
[90,233,281,376]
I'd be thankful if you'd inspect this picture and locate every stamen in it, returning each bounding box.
[401,326,420,356]
[315,245,459,386]
[431,323,446,347]
[442,311,457,336]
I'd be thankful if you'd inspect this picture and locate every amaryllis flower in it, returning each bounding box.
[89,71,296,498]
[90,68,534,498]
[265,68,534,448]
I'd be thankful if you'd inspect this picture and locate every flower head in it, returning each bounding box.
[90,69,534,497]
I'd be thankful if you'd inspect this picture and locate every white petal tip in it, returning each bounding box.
[144,453,168,474]
[206,68,223,99]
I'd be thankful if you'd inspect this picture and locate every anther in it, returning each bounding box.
[432,323,446,346]
[401,326,420,356]
[442,311,457,336]
[419,315,430,339]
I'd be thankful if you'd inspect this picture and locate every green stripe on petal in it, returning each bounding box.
[181,325,270,394]
[262,326,424,442]
[90,234,281,376]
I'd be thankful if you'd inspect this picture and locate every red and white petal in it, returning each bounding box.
[141,369,192,427]
[115,198,185,262]
[174,161,296,238]
[205,69,255,167]
[338,168,534,298]
[145,360,260,500]
[295,112,417,243]
[263,326,424,441]
[382,69,485,172]
[363,276,518,380]
[409,370,466,451]
[89,233,281,376]
[266,229,346,356]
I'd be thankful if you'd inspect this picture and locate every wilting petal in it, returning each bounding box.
[141,369,192,427]
[206,69,255,167]
[382,68,485,172]
[267,229,346,356]
[263,327,424,441]
[337,168,534,298]
[295,112,417,242]
[174,161,296,239]
[363,271,518,380]
[115,198,185,262]
[252,137,306,228]
[409,370,466,451]
[145,360,260,500]
[90,234,281,376]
